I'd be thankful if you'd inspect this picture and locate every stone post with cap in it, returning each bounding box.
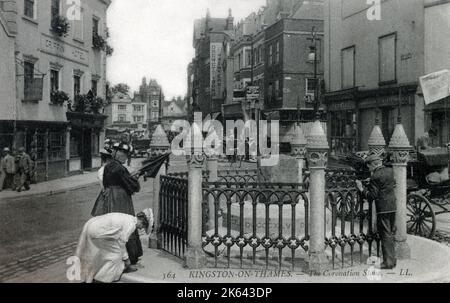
[205,136,220,230]
[291,124,308,186]
[148,125,171,249]
[185,122,207,268]
[306,120,330,273]
[388,120,411,259]
[368,118,387,157]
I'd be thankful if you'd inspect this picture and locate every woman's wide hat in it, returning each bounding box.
[112,142,133,154]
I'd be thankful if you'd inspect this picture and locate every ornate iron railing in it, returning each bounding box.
[159,175,189,259]
[324,188,379,269]
[217,169,260,183]
[202,182,309,271]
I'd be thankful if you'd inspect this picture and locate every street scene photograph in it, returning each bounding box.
[1,0,450,286]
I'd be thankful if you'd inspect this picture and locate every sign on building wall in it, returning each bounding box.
[420,70,450,105]
[210,43,223,99]
[41,35,89,66]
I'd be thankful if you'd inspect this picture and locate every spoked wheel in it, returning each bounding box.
[407,193,436,239]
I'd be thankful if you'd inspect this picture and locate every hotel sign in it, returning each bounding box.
[210,43,223,99]
[41,35,89,66]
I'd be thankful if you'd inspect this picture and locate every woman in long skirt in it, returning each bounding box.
[91,142,142,270]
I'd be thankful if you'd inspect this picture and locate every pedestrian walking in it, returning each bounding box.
[1,148,16,190]
[75,211,152,283]
[15,147,32,192]
[90,142,143,270]
[356,154,397,270]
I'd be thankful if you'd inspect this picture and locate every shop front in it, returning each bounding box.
[425,97,450,148]
[0,120,68,182]
[325,84,420,156]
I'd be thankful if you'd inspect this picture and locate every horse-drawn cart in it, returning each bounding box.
[406,146,450,238]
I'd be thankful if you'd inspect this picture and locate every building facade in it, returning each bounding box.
[104,92,148,136]
[222,0,326,149]
[323,0,443,156]
[0,0,111,181]
[134,77,164,131]
[161,97,188,132]
[192,9,234,120]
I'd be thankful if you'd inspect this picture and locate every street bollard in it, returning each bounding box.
[389,121,412,260]
[306,120,330,274]
[185,123,207,269]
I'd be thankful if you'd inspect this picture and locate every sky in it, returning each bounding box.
[106,0,266,100]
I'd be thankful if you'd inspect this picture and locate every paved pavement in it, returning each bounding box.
[121,236,450,284]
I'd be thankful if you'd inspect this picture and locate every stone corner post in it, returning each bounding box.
[206,152,219,230]
[291,124,307,186]
[185,123,207,269]
[306,120,330,273]
[388,121,411,260]
[148,124,171,249]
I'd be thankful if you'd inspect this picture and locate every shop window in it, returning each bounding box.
[330,111,357,156]
[341,46,355,89]
[49,132,65,161]
[36,133,46,161]
[379,33,397,84]
[70,131,81,158]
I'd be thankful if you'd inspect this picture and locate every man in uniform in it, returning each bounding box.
[356,154,397,270]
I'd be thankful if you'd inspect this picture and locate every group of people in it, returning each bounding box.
[0,147,35,193]
[75,140,153,283]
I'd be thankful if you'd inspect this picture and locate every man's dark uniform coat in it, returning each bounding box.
[361,166,397,268]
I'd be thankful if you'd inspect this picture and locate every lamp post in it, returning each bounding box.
[308,26,320,119]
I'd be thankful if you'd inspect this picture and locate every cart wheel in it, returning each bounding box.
[407,193,436,239]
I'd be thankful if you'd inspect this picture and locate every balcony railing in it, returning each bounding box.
[23,77,44,102]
